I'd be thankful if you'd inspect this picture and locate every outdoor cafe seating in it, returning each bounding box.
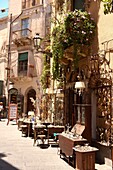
[18,113,65,147]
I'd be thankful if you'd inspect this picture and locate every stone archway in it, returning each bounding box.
[26,89,36,114]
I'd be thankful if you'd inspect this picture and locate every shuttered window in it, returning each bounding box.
[21,18,29,37]
[18,52,28,61]
[18,52,28,73]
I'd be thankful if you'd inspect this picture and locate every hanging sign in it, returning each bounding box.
[7,104,18,125]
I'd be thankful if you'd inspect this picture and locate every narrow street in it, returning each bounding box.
[0,119,74,170]
[0,119,112,170]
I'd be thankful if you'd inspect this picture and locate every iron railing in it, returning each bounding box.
[10,64,35,78]
[12,28,32,40]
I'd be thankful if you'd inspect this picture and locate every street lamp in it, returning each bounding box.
[33,33,42,50]
[33,33,52,57]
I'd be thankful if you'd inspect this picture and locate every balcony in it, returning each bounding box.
[22,0,42,9]
[12,28,32,46]
[9,65,36,83]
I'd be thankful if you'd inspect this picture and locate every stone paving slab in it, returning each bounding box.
[95,163,112,170]
[0,119,112,170]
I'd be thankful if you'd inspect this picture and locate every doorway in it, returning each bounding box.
[26,89,36,114]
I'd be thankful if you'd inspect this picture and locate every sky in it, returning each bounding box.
[0,0,8,9]
[0,0,9,18]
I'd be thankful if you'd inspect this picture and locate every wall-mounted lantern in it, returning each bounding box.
[75,81,85,95]
[33,33,42,50]
[33,33,52,57]
[74,72,86,95]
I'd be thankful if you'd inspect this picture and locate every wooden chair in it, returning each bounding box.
[21,124,28,136]
[33,125,48,147]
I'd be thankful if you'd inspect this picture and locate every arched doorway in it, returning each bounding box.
[26,89,36,114]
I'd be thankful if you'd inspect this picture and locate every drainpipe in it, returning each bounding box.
[7,11,23,106]
[7,11,23,86]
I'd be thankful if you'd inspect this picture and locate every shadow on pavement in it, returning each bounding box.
[0,153,19,170]
[0,153,7,158]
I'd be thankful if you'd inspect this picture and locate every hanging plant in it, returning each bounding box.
[64,10,96,45]
[52,9,96,80]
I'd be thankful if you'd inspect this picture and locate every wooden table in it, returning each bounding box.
[22,120,32,137]
[18,118,27,137]
[48,125,64,145]
[48,125,64,137]
[42,122,51,129]
[73,146,98,170]
[18,118,33,137]
[59,133,87,167]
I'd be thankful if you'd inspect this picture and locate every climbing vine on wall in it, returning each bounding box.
[52,10,96,80]
[41,54,50,90]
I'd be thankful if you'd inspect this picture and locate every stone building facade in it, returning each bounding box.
[0,0,52,116]
[0,15,8,114]
[46,0,113,166]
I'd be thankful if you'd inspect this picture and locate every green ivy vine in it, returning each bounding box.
[41,54,50,89]
[52,10,96,80]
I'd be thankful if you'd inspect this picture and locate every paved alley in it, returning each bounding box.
[0,119,112,170]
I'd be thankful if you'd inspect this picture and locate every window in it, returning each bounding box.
[32,0,35,6]
[22,0,42,9]
[32,0,42,6]
[72,0,85,11]
[22,0,26,9]
[0,81,3,96]
[75,94,85,125]
[22,0,30,8]
[21,18,29,37]
[76,105,85,124]
[32,0,41,6]
[74,91,91,126]
[18,52,28,76]
[74,93,86,125]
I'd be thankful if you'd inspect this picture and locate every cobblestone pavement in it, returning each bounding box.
[0,119,112,170]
